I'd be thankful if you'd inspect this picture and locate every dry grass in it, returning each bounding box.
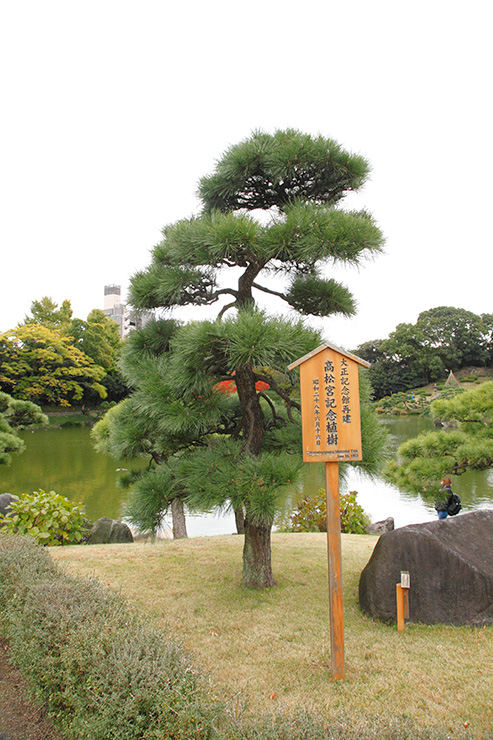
[51,533,493,738]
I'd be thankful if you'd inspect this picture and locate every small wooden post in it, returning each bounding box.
[396,584,405,632]
[396,571,410,632]
[325,461,344,679]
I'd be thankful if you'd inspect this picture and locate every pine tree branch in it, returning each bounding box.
[258,391,287,427]
[252,282,287,301]
[253,372,301,422]
[217,301,237,319]
[210,287,238,301]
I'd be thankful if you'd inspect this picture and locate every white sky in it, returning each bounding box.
[1,0,491,350]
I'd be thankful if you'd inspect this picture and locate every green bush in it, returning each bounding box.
[0,533,218,740]
[0,489,88,546]
[288,489,370,534]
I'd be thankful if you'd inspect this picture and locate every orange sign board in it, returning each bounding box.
[288,344,370,463]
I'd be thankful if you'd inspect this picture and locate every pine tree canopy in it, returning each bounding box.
[128,129,384,318]
[385,382,493,493]
[198,129,370,212]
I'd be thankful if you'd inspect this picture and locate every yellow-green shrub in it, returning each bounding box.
[0,489,87,545]
[288,489,370,534]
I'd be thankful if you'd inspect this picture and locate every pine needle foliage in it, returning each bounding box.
[198,129,370,212]
[385,381,493,493]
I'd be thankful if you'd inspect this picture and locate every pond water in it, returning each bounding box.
[1,418,492,535]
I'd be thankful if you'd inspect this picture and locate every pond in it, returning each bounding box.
[1,417,492,535]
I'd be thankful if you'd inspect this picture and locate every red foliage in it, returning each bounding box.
[214,378,270,395]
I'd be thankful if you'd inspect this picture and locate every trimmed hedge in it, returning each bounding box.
[0,534,217,739]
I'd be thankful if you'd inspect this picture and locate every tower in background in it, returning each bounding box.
[103,285,151,339]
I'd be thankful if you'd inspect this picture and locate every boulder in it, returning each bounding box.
[359,510,493,626]
[0,493,17,519]
[366,517,394,534]
[87,517,134,545]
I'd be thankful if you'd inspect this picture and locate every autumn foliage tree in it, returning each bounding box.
[0,325,107,406]
[114,130,385,587]
[1,299,124,407]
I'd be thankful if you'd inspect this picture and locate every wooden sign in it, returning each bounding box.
[288,344,370,463]
[288,343,370,681]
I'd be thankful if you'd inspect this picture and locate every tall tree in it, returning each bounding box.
[355,306,493,399]
[416,306,488,369]
[24,297,73,331]
[0,325,107,407]
[69,309,121,371]
[124,130,385,587]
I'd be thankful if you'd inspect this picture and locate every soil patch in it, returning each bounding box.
[0,640,68,740]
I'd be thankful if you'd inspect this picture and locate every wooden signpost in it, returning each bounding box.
[288,343,370,680]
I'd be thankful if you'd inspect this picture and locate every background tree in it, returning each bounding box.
[120,129,385,587]
[0,391,48,466]
[385,381,493,493]
[69,309,121,370]
[0,325,107,407]
[355,306,493,399]
[68,309,127,404]
[24,297,73,331]
[415,306,488,369]
[8,298,126,407]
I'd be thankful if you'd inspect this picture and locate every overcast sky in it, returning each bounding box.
[1,0,491,350]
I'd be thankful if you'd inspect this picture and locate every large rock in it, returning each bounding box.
[359,510,493,626]
[87,517,134,545]
[0,493,16,519]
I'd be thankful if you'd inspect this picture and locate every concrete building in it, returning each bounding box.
[103,285,152,339]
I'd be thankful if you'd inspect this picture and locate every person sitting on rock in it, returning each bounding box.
[435,476,453,520]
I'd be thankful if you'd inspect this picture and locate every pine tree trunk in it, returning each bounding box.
[171,497,188,539]
[242,517,276,588]
[234,504,245,534]
[234,363,276,585]
[234,365,264,456]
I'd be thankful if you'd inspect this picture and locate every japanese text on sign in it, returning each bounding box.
[293,345,367,463]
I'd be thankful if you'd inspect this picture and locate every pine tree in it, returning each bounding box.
[122,129,385,587]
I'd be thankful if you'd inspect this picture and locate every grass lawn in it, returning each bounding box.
[51,533,493,738]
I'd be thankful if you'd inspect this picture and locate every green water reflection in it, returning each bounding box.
[1,419,492,530]
[0,427,142,521]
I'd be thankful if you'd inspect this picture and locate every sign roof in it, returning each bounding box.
[287,342,371,371]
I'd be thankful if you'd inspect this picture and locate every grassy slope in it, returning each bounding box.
[51,533,492,738]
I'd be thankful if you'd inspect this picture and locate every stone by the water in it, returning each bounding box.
[87,517,134,545]
[359,510,493,626]
[0,493,16,520]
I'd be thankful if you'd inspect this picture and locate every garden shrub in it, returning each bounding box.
[288,489,370,534]
[0,533,218,740]
[0,489,88,546]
